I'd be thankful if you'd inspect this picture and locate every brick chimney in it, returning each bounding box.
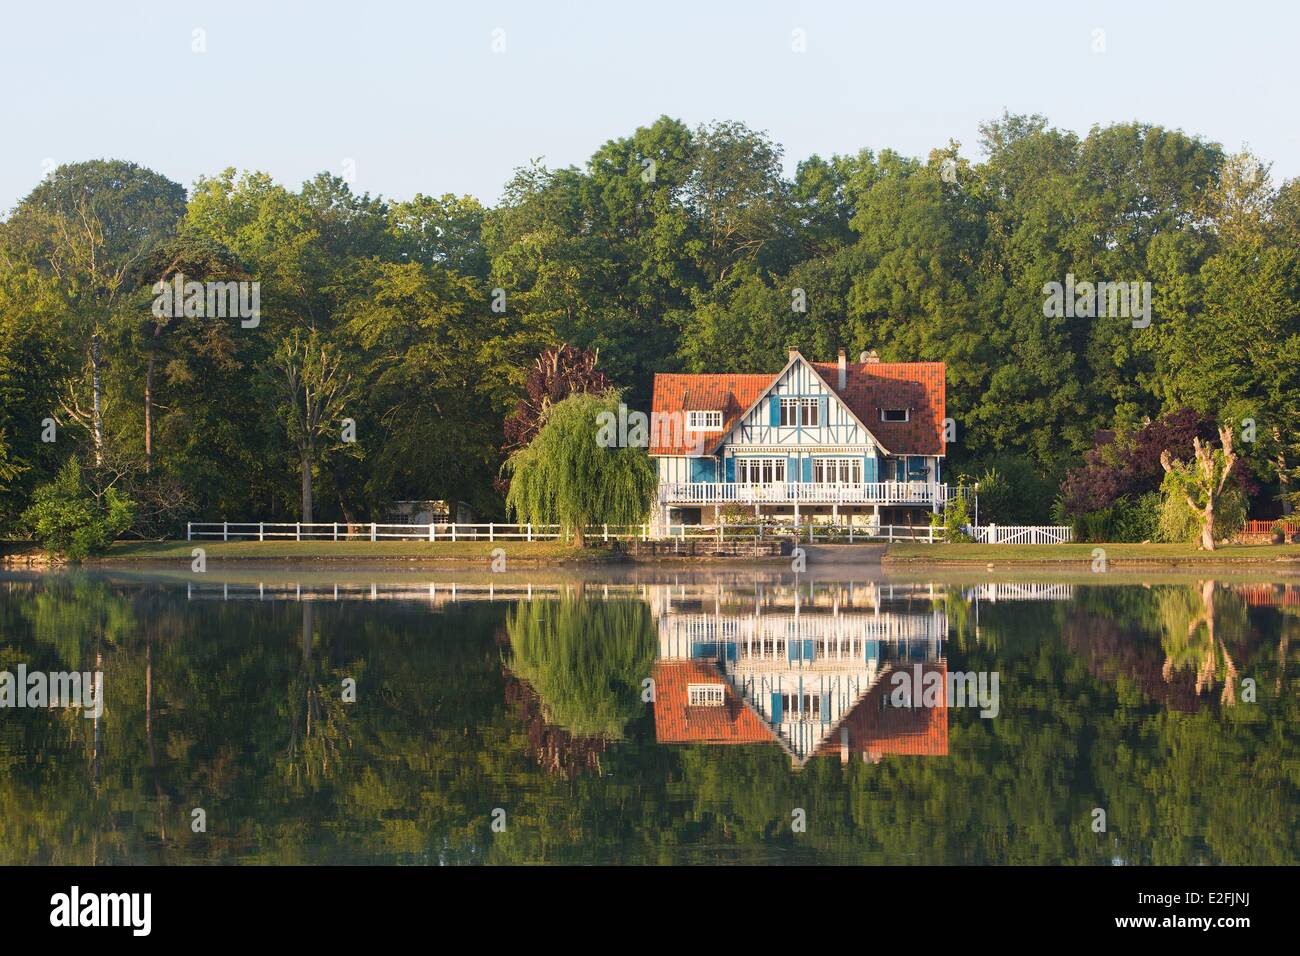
[789,348,800,363]
[837,348,847,390]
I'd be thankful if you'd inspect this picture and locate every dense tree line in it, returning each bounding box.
[1,114,1296,534]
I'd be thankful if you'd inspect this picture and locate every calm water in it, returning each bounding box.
[1,566,1296,865]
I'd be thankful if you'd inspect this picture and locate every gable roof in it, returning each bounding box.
[649,373,772,456]
[652,660,776,746]
[648,353,946,457]
[810,360,946,457]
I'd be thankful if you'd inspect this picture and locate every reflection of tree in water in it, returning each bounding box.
[1061,608,1204,712]
[281,602,354,788]
[1158,581,1245,705]
[502,598,656,742]
[501,664,608,778]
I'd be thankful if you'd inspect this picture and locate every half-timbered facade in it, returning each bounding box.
[649,349,956,530]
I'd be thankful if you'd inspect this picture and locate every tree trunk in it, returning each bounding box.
[144,350,154,474]
[301,451,314,524]
[572,526,585,549]
[1277,427,1292,516]
[91,336,103,466]
[1201,502,1215,550]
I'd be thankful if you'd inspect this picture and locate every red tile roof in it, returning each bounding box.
[648,355,946,457]
[810,360,946,457]
[814,663,949,759]
[649,373,772,456]
[652,660,776,745]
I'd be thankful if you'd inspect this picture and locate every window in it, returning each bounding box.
[686,410,722,431]
[735,457,786,484]
[779,397,820,427]
[780,692,822,723]
[881,408,909,423]
[688,684,726,707]
[813,457,863,485]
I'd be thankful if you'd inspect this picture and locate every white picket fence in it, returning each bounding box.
[965,524,1073,544]
[186,520,1071,545]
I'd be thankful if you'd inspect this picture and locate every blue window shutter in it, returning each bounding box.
[801,457,812,483]
[724,456,735,483]
[771,693,783,724]
[818,395,828,425]
[788,456,799,482]
[803,639,815,661]
[769,396,780,426]
[863,454,877,483]
[865,640,880,662]
[690,458,714,483]
[896,459,905,482]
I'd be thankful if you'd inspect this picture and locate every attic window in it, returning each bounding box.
[688,684,726,707]
[881,408,909,423]
[686,410,723,431]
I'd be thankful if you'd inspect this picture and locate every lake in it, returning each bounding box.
[1,566,1296,865]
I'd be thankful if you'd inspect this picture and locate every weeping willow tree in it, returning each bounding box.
[504,598,657,738]
[503,391,656,546]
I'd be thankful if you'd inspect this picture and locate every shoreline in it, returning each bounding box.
[5,539,1300,573]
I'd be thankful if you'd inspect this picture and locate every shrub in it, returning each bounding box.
[1156,475,1246,544]
[930,484,974,542]
[21,460,135,560]
[966,456,1057,524]
[1055,492,1160,543]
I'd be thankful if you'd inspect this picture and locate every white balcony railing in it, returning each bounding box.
[659,481,957,506]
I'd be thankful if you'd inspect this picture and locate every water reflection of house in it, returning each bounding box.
[652,582,949,767]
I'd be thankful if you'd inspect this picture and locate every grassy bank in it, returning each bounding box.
[92,539,599,565]
[884,542,1300,565]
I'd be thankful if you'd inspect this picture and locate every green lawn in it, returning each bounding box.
[97,539,596,563]
[884,542,1300,564]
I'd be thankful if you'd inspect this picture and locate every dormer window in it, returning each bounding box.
[881,408,909,423]
[686,410,723,431]
[688,684,726,706]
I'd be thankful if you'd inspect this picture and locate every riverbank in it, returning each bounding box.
[883,542,1300,567]
[22,539,601,567]
[5,538,1299,571]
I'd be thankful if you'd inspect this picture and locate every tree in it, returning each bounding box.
[503,391,655,547]
[497,344,610,494]
[1160,425,1239,550]
[9,161,186,465]
[267,329,359,523]
[21,458,134,560]
[1062,408,1218,515]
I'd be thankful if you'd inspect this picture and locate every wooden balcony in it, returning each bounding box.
[659,481,958,507]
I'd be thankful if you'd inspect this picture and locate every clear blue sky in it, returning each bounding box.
[2,0,1296,212]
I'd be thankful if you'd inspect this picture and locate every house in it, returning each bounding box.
[384,499,475,526]
[649,348,962,531]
